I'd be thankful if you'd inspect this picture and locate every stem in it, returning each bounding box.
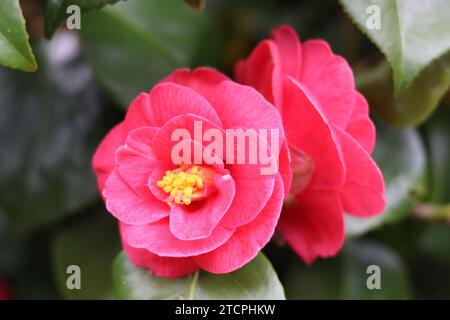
[412,203,450,223]
[188,271,200,300]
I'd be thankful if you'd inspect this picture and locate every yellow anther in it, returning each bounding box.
[156,166,206,206]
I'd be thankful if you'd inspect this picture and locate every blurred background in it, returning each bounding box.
[1,0,450,299]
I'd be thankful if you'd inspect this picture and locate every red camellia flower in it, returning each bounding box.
[0,280,11,300]
[93,68,290,278]
[235,25,386,263]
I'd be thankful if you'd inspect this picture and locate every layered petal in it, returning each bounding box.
[151,113,225,166]
[299,39,355,127]
[220,166,275,228]
[162,67,229,104]
[123,93,155,133]
[271,24,302,79]
[335,127,386,217]
[104,171,169,225]
[345,92,376,154]
[92,123,125,192]
[122,240,199,279]
[278,189,345,264]
[116,127,159,199]
[120,219,235,257]
[281,76,345,188]
[195,175,284,273]
[211,80,284,133]
[149,82,223,127]
[234,40,281,106]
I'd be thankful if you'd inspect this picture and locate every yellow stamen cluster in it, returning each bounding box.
[156,166,204,205]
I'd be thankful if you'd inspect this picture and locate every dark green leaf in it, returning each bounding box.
[52,211,120,299]
[185,0,206,10]
[43,0,122,39]
[0,0,37,71]
[345,125,426,236]
[418,223,450,266]
[341,241,411,299]
[284,241,411,299]
[414,222,450,299]
[340,0,450,95]
[284,258,341,299]
[79,0,219,107]
[113,252,285,300]
[0,34,113,235]
[426,108,450,203]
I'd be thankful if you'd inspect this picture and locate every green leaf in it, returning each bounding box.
[0,0,37,71]
[426,108,450,203]
[414,222,450,299]
[0,34,115,235]
[43,0,123,39]
[418,223,450,266]
[356,54,450,128]
[284,241,411,299]
[52,211,120,299]
[345,124,426,236]
[113,252,285,300]
[284,258,341,299]
[340,0,450,95]
[0,212,23,277]
[79,0,219,107]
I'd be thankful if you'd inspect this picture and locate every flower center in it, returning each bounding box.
[156,165,214,206]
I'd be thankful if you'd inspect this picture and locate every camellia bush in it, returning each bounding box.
[1,0,450,300]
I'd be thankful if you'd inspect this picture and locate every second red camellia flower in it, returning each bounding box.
[93,68,290,278]
[235,25,386,264]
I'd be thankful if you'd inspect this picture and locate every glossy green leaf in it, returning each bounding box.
[356,54,450,128]
[79,0,219,107]
[52,211,120,299]
[340,0,450,95]
[418,223,450,266]
[113,252,285,300]
[284,241,411,299]
[414,222,450,299]
[43,0,122,39]
[0,34,114,235]
[426,108,450,203]
[341,241,410,299]
[345,125,426,236]
[0,0,37,71]
[284,258,341,300]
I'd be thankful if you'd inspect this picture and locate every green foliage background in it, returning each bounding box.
[1,0,450,299]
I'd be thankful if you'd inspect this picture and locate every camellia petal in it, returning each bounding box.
[104,171,169,225]
[277,189,345,264]
[119,220,235,258]
[122,240,199,279]
[271,24,302,79]
[345,92,376,154]
[162,67,229,104]
[149,82,223,128]
[92,123,125,192]
[281,76,345,189]
[169,174,236,240]
[335,127,386,217]
[299,39,355,127]
[195,175,284,274]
